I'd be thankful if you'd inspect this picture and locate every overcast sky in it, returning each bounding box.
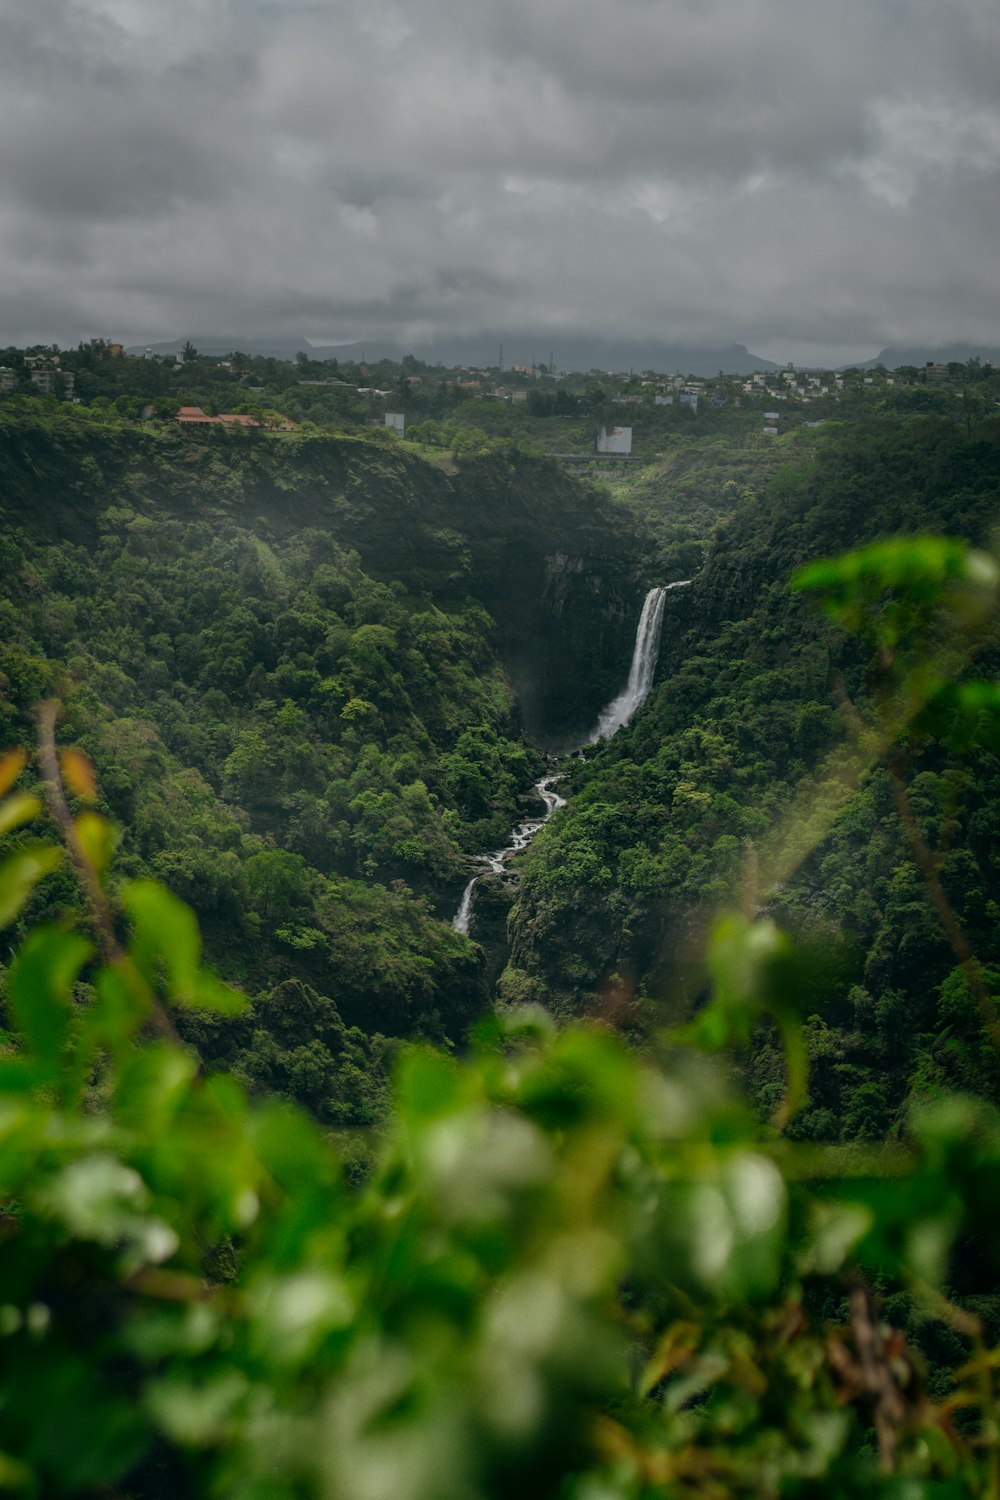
[2,0,998,364]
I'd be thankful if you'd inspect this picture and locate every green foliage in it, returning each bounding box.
[3,417,641,1119]
[4,390,1000,1492]
[508,417,1000,1128]
[794,536,995,648]
[680,913,809,1125]
[3,767,1000,1497]
[609,438,786,580]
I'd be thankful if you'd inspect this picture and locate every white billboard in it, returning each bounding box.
[596,425,632,454]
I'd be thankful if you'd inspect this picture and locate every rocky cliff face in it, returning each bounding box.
[450,455,647,744]
[499,552,641,746]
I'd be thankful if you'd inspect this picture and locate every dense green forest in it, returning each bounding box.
[506,414,1000,1138]
[3,530,1000,1498]
[0,406,646,1124]
[3,404,999,1141]
[2,396,1000,1496]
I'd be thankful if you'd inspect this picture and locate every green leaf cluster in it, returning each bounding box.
[3,783,1000,1497]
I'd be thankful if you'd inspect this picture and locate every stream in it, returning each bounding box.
[452,581,691,935]
[452,773,566,935]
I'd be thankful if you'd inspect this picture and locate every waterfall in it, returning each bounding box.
[586,581,690,743]
[453,878,478,935]
[451,581,689,933]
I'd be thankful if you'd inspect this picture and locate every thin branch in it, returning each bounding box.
[848,1280,910,1472]
[36,701,181,1045]
[37,702,122,964]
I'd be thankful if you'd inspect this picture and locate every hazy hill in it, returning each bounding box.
[131,333,779,376]
[864,342,1000,369]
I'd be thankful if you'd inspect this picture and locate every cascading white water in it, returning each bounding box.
[586,581,690,743]
[451,581,690,933]
[452,773,566,934]
[452,878,477,934]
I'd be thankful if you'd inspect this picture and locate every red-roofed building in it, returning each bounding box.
[175,406,295,432]
[176,406,262,429]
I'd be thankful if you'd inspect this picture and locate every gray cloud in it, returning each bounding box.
[0,0,997,361]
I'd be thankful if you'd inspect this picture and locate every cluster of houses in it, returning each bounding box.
[742,369,843,404]
[0,355,76,399]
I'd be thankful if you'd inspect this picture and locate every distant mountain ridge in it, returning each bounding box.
[863,343,1000,370]
[128,333,780,376]
[129,332,1000,375]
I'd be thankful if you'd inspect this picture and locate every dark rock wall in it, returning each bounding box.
[451,455,648,744]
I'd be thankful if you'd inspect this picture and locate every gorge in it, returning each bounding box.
[2,402,1000,1141]
[4,361,1000,1500]
[452,581,690,936]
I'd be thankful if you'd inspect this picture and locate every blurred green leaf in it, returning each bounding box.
[0,793,42,838]
[7,926,92,1080]
[122,878,201,1000]
[680,915,808,1123]
[792,536,998,662]
[397,1047,464,1122]
[115,1043,198,1132]
[189,971,246,1016]
[119,877,243,1014]
[73,812,118,876]
[90,963,152,1045]
[0,844,62,929]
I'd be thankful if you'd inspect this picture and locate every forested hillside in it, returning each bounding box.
[0,407,646,1122]
[4,405,999,1149]
[506,413,1000,1140]
[607,438,788,581]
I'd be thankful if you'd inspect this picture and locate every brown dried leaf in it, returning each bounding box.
[59,748,97,803]
[0,750,27,799]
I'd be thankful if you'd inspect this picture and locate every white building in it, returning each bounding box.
[385,413,405,435]
[29,367,74,397]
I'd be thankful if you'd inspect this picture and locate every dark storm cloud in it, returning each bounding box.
[0,1,255,223]
[1,0,997,361]
[0,119,240,220]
